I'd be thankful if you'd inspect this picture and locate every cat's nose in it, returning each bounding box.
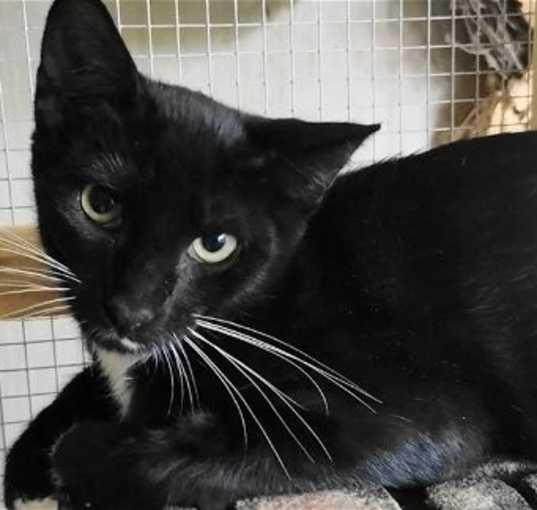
[105,295,156,337]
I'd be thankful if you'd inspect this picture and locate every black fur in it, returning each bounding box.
[4,0,537,509]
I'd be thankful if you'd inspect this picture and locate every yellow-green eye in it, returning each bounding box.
[80,184,122,226]
[188,234,238,264]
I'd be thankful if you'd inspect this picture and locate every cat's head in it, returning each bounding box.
[33,0,378,354]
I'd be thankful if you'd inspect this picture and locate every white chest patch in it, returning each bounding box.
[95,348,141,416]
[14,498,58,510]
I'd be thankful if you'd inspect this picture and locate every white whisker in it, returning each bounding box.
[172,334,195,411]
[195,323,329,414]
[47,268,80,284]
[196,318,378,413]
[0,280,57,289]
[0,245,58,269]
[0,246,79,284]
[168,340,186,414]
[194,314,380,403]
[22,305,71,319]
[47,269,80,285]
[182,336,253,462]
[188,327,329,464]
[173,333,199,409]
[0,266,63,284]
[0,296,74,319]
[0,286,70,297]
[0,227,77,278]
[150,343,162,372]
[160,343,176,416]
[0,279,41,288]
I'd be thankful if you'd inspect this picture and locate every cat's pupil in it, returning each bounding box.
[202,234,227,253]
[89,186,116,214]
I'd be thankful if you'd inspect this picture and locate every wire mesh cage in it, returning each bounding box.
[0,0,534,506]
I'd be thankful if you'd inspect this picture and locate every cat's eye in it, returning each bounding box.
[80,184,122,227]
[188,234,238,264]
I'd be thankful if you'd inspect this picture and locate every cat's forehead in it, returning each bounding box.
[147,81,246,149]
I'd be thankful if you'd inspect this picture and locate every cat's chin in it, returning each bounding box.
[82,325,148,355]
[119,336,145,353]
[100,335,147,355]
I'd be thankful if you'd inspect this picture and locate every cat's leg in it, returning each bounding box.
[4,367,115,510]
[50,387,492,510]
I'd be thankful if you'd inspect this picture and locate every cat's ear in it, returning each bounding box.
[36,0,139,130]
[245,117,379,206]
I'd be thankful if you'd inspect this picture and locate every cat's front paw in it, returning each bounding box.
[5,436,57,508]
[51,422,163,510]
[51,422,119,510]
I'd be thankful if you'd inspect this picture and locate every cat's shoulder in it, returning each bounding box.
[339,131,537,188]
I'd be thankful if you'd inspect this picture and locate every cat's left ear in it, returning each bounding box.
[35,0,139,131]
[245,117,380,206]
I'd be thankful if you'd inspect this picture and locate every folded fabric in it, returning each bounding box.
[13,460,537,510]
[224,460,537,510]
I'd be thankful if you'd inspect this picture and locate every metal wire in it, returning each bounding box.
[0,1,534,505]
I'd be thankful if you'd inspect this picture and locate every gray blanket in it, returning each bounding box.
[10,460,537,510]
[172,460,537,510]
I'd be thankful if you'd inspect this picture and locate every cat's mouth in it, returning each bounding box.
[82,310,196,355]
[83,325,144,353]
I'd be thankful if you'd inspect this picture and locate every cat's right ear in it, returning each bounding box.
[36,0,139,130]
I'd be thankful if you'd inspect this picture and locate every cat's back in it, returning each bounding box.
[313,131,537,319]
[301,133,537,454]
[325,131,537,254]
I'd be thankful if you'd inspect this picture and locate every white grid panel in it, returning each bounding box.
[0,0,534,506]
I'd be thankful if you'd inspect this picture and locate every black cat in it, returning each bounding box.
[5,0,537,509]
